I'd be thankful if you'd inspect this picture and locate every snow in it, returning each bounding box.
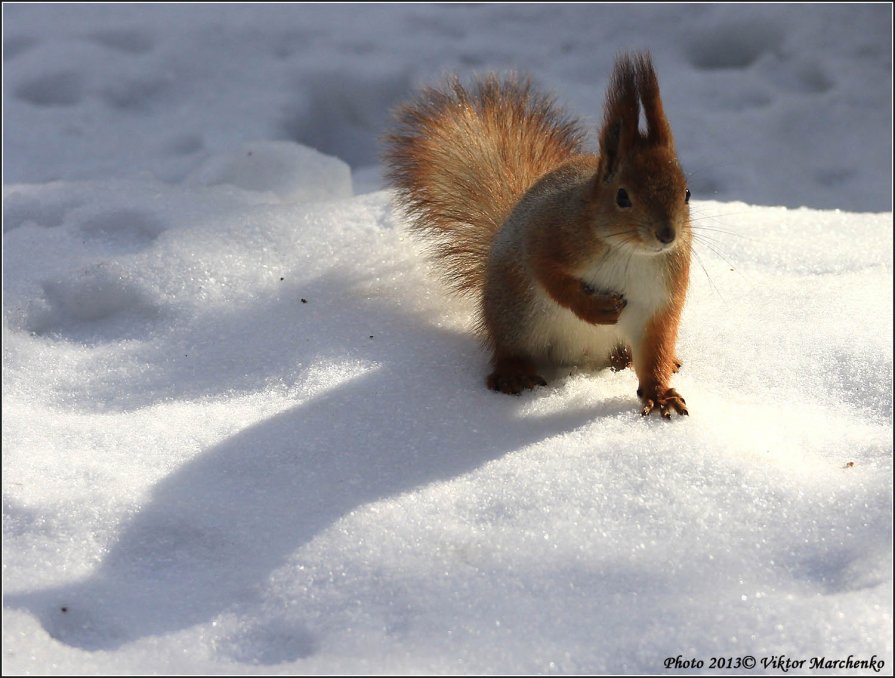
[2,3,892,675]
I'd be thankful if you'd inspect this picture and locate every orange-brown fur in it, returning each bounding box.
[384,75,586,296]
[384,52,692,417]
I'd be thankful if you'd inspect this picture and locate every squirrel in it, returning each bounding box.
[384,51,691,418]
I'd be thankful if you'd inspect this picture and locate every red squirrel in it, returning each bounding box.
[384,51,691,418]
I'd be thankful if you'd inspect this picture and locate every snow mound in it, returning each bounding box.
[186,141,352,203]
[3,141,892,672]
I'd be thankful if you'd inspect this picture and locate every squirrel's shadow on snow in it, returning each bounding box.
[6,268,630,656]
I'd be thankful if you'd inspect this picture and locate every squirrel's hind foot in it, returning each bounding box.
[487,356,547,395]
[639,386,688,419]
[609,344,633,372]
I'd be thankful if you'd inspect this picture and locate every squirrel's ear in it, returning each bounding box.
[598,120,622,182]
[598,53,640,182]
[635,52,673,148]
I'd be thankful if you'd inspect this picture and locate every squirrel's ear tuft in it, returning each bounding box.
[634,52,673,148]
[598,51,674,182]
[598,52,639,181]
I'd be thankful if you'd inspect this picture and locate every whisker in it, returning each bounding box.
[689,226,752,241]
[688,210,751,224]
[689,209,749,218]
[623,239,635,280]
[690,233,736,250]
[602,228,640,239]
[690,235,739,271]
[690,245,725,302]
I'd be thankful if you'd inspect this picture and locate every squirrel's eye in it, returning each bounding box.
[685,188,691,204]
[616,188,631,208]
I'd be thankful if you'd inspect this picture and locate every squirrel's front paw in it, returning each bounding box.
[580,282,627,325]
[487,357,547,395]
[609,344,632,372]
[638,386,688,419]
[487,370,547,395]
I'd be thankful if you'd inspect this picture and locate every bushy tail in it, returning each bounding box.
[384,75,586,296]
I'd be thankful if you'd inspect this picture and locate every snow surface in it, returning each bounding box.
[2,3,892,675]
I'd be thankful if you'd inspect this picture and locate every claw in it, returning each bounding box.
[639,387,689,419]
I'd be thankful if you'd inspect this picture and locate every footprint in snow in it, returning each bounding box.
[26,265,164,344]
[78,209,167,253]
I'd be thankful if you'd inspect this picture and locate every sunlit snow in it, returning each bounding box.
[3,3,892,674]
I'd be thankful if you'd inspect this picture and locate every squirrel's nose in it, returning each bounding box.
[656,225,676,244]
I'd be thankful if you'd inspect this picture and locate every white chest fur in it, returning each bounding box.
[583,248,671,338]
[527,248,671,366]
